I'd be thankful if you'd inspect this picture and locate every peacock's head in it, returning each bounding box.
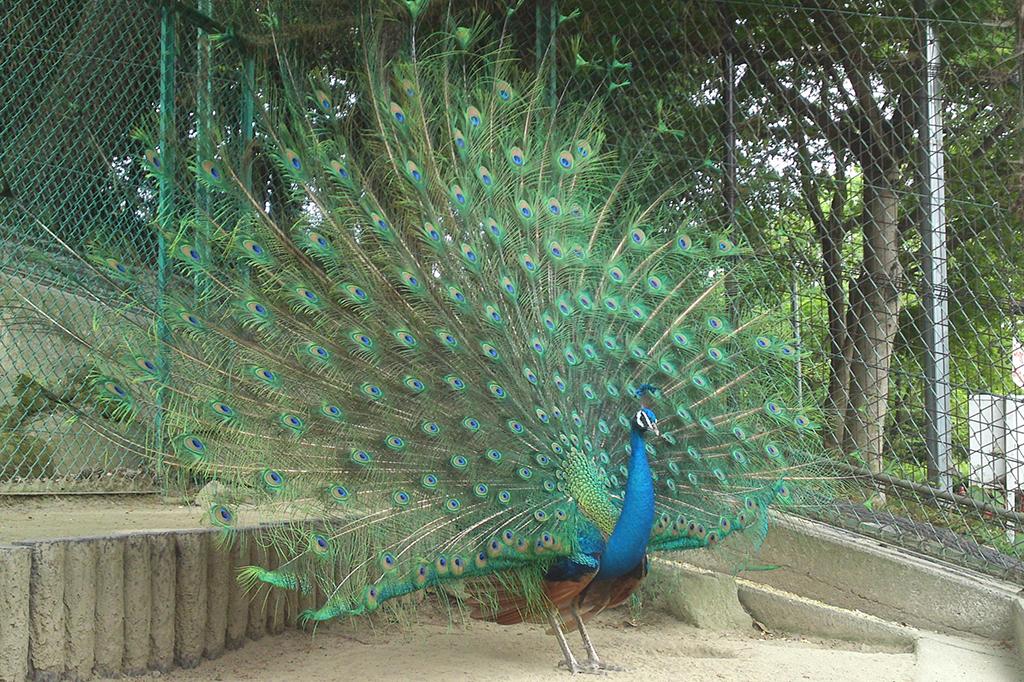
[632,407,659,436]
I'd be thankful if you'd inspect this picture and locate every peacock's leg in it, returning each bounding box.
[548,611,583,674]
[571,605,624,672]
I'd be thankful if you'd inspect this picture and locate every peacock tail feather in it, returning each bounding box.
[3,4,834,624]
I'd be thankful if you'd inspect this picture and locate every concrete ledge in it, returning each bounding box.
[1,516,1019,680]
[646,557,1019,678]
[736,581,915,651]
[643,559,751,630]
[224,540,250,650]
[1013,597,1024,675]
[93,539,125,677]
[29,542,65,681]
[684,514,1020,640]
[148,533,176,672]
[174,532,208,668]
[647,557,916,651]
[63,541,96,680]
[0,545,31,682]
[121,535,150,675]
[205,535,230,660]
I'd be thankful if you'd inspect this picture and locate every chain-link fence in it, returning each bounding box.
[0,0,246,492]
[1,0,1022,581]
[1,1,164,492]
[569,0,1023,579]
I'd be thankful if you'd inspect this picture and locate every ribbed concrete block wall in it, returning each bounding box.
[0,545,31,682]
[0,528,312,682]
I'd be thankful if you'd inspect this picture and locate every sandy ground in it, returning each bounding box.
[0,494,203,541]
[133,609,916,682]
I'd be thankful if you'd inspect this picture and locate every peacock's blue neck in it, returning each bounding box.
[596,427,656,579]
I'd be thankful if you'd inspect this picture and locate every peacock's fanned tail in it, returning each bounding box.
[5,7,832,621]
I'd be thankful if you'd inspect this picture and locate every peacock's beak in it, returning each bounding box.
[651,421,660,437]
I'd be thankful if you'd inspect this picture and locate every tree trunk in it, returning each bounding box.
[845,166,903,474]
[838,279,860,452]
[822,219,850,451]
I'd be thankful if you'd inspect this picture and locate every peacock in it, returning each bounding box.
[3,1,832,673]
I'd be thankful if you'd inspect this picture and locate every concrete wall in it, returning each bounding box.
[0,528,295,682]
[684,514,1021,641]
[1,517,1021,681]
[643,557,917,651]
[0,545,31,681]
[0,271,147,480]
[0,272,96,404]
[1014,598,1024,676]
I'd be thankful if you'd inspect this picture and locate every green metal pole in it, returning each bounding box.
[534,1,556,106]
[239,51,255,291]
[534,1,545,73]
[155,0,176,482]
[195,0,213,303]
[240,52,255,191]
[548,0,557,108]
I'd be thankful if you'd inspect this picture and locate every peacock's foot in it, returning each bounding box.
[557,658,581,674]
[583,658,626,673]
[557,658,608,675]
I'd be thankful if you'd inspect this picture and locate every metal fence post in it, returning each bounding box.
[919,2,952,491]
[240,53,255,191]
[720,2,740,327]
[533,1,557,108]
[195,0,213,303]
[720,1,736,233]
[155,0,176,480]
[549,0,558,107]
[535,0,548,73]
[238,49,255,292]
[791,275,804,404]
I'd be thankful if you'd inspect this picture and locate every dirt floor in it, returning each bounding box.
[0,494,203,541]
[128,609,916,682]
